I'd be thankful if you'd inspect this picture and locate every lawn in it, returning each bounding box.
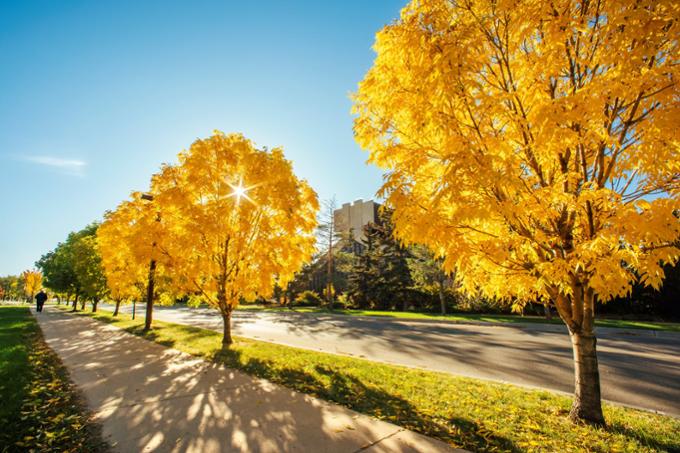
[0,306,107,452]
[236,305,680,332]
[61,305,680,452]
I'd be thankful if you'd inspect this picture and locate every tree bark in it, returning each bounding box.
[438,279,447,315]
[569,331,605,425]
[221,310,233,348]
[144,259,156,331]
[551,285,605,426]
[113,300,121,317]
[72,294,79,312]
[92,299,98,313]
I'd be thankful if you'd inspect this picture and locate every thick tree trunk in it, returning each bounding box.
[551,285,605,426]
[221,310,233,348]
[72,294,79,312]
[113,300,121,317]
[569,331,605,425]
[80,298,86,310]
[144,259,156,331]
[92,299,98,313]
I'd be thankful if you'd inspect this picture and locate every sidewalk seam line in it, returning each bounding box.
[352,428,404,453]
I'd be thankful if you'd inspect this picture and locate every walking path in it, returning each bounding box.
[33,307,461,453]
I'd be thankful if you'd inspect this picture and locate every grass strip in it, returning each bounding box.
[0,306,108,452]
[59,304,680,452]
[237,305,680,332]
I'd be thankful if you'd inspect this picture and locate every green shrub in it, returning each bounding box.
[294,290,323,306]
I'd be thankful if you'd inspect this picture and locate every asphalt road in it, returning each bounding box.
[107,304,680,416]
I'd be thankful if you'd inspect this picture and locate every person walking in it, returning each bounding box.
[35,290,48,312]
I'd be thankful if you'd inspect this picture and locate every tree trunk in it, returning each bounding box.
[72,294,79,311]
[551,284,604,426]
[569,331,605,425]
[144,259,156,331]
[221,310,233,348]
[544,304,552,320]
[113,300,121,317]
[326,212,334,308]
[92,299,98,313]
[80,298,86,310]
[438,279,446,315]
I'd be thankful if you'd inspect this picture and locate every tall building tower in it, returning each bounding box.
[333,199,381,243]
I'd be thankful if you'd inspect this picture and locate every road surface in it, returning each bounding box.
[106,304,680,416]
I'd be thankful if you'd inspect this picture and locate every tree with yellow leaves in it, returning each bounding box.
[153,132,318,348]
[22,270,43,302]
[353,0,679,424]
[98,200,151,316]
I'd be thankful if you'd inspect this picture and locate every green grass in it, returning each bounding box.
[236,304,680,332]
[61,304,680,452]
[0,306,107,452]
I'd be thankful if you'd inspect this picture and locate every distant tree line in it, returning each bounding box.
[18,209,680,322]
[35,223,107,312]
[282,209,680,321]
[0,275,24,300]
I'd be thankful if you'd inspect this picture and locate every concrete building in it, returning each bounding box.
[333,199,381,244]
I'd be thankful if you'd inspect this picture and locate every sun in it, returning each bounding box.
[232,184,247,199]
[226,176,257,205]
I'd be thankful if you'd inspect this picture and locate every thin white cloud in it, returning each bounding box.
[22,155,87,176]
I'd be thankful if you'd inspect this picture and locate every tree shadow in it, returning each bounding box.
[211,349,520,452]
[42,309,461,452]
[314,364,521,452]
[605,421,680,452]
[44,307,680,452]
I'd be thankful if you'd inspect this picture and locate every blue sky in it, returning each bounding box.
[0,0,405,275]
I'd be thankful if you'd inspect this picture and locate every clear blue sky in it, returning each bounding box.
[0,0,405,275]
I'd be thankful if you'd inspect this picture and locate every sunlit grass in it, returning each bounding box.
[0,307,106,451]
[62,304,680,452]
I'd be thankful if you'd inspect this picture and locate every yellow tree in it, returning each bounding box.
[353,0,679,425]
[22,270,43,302]
[97,200,150,316]
[153,132,318,348]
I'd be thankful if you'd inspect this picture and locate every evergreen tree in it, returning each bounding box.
[347,210,412,310]
[408,245,452,314]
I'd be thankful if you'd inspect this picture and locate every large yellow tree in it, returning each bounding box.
[97,198,151,316]
[353,0,679,424]
[22,270,43,301]
[153,132,318,348]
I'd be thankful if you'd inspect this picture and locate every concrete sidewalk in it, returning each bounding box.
[33,307,462,453]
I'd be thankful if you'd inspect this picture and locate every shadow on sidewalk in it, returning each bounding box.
[43,308,679,452]
[40,309,460,452]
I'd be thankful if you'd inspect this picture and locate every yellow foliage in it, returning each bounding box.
[22,270,42,297]
[97,194,157,302]
[353,0,680,329]
[152,132,319,314]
